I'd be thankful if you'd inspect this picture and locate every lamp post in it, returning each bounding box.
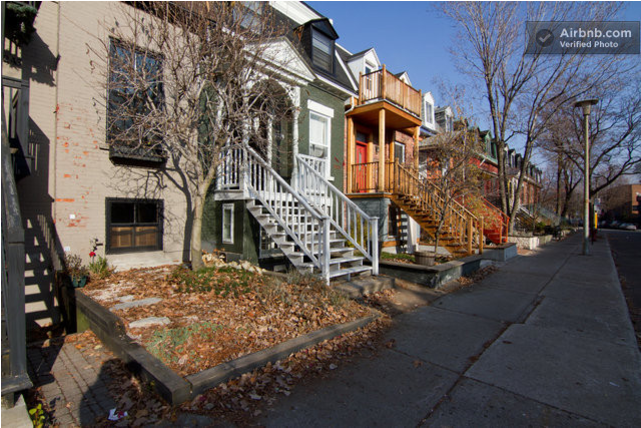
[573,98,598,256]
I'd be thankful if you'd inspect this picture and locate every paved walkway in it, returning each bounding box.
[26,335,117,426]
[257,233,641,426]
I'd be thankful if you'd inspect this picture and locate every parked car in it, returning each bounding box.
[621,223,638,231]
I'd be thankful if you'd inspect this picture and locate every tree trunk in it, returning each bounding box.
[190,192,205,270]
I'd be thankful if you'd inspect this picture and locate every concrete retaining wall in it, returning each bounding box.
[380,243,518,289]
[508,234,553,250]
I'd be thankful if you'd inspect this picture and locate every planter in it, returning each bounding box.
[71,275,87,288]
[415,251,436,267]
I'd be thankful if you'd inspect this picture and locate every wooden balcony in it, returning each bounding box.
[348,65,422,129]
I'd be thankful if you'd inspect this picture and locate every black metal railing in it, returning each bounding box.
[1,112,32,396]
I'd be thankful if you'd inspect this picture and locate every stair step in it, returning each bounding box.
[328,265,372,279]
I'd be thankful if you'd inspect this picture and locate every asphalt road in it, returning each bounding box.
[604,229,641,307]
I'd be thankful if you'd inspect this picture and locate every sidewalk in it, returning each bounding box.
[257,233,641,427]
[10,233,641,426]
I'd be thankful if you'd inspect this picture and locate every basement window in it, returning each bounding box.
[106,199,163,253]
[222,203,234,245]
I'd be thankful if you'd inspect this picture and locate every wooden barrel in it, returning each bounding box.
[415,251,435,267]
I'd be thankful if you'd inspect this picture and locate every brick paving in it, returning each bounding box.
[27,335,118,426]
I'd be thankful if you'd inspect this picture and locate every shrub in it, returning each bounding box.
[168,265,254,297]
[63,253,88,279]
[88,256,112,280]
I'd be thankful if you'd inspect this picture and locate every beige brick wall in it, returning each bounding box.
[17,2,190,267]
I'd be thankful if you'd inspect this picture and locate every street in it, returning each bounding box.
[604,229,641,347]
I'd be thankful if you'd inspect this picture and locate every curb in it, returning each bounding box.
[76,291,379,405]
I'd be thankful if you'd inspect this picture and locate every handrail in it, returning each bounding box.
[219,144,331,283]
[297,155,379,275]
[1,110,31,393]
[391,160,483,254]
[298,154,327,177]
[475,196,509,243]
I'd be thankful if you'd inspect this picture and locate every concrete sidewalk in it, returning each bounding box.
[258,233,641,427]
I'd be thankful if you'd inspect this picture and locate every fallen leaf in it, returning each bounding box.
[413,359,423,368]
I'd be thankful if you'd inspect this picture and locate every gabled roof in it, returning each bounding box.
[345,47,381,65]
[395,71,412,86]
[254,37,316,85]
[305,18,339,39]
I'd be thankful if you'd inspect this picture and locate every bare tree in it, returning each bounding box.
[88,2,293,268]
[541,73,641,214]
[422,120,484,253]
[539,112,583,218]
[439,2,629,232]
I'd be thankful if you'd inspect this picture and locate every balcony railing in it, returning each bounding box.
[358,66,422,118]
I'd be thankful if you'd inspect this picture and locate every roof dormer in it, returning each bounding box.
[422,92,435,129]
[296,18,339,75]
[345,48,381,80]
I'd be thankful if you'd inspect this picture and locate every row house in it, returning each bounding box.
[203,2,381,282]
[419,119,510,245]
[334,45,484,256]
[506,149,543,208]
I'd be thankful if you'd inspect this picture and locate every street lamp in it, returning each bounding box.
[573,98,598,256]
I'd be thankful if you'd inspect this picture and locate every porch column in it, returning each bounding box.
[378,109,386,192]
[414,126,420,170]
[291,87,301,188]
[346,116,354,193]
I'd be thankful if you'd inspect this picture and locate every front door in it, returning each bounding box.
[355,141,367,193]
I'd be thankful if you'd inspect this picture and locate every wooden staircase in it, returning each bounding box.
[461,196,509,245]
[387,161,484,257]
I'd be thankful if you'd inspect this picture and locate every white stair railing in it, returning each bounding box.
[217,145,332,283]
[297,155,379,275]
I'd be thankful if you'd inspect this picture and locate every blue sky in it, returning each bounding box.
[308,1,641,130]
[308,2,460,104]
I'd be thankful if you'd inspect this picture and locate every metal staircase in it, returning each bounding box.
[217,145,378,283]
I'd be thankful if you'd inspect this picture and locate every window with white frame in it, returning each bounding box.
[424,101,433,125]
[308,100,334,177]
[222,203,234,244]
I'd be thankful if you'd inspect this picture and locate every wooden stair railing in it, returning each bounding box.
[466,196,509,245]
[389,161,483,257]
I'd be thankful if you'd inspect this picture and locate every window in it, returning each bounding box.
[312,29,334,73]
[446,116,453,132]
[425,102,433,124]
[106,199,162,253]
[394,142,405,164]
[235,1,264,30]
[107,39,164,161]
[309,112,331,175]
[222,204,234,244]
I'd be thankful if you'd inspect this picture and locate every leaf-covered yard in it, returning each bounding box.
[83,262,377,376]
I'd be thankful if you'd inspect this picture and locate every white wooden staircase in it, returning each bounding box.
[217,145,379,284]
